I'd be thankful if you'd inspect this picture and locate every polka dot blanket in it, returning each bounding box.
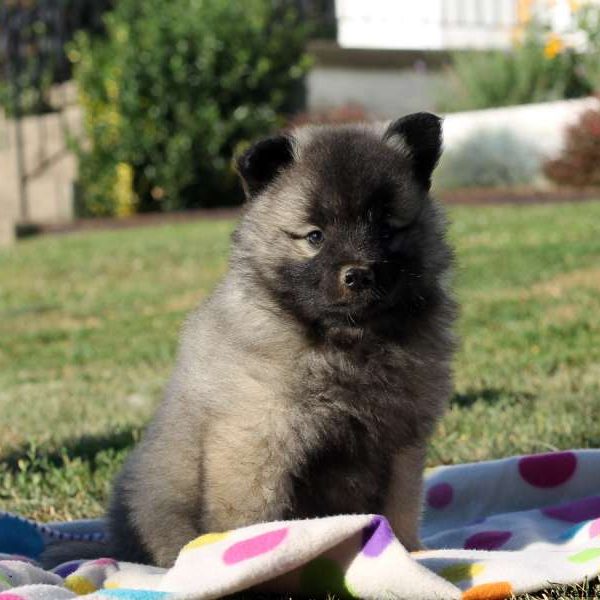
[1,449,599,599]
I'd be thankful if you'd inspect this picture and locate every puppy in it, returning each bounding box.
[48,113,457,568]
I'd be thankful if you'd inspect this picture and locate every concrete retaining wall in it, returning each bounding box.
[442,97,599,158]
[307,67,446,118]
[306,41,449,118]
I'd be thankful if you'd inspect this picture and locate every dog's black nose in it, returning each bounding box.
[342,266,375,290]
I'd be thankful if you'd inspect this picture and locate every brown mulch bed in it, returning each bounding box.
[22,187,599,237]
[439,187,599,205]
[27,208,241,236]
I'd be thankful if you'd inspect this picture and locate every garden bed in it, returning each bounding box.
[24,188,600,237]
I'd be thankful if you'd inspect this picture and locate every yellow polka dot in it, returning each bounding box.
[462,581,513,600]
[182,531,229,551]
[103,580,119,589]
[65,575,97,595]
[441,562,486,583]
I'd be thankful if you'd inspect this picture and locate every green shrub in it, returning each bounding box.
[71,0,310,216]
[438,21,593,112]
[434,129,543,190]
[576,4,600,93]
[0,67,53,117]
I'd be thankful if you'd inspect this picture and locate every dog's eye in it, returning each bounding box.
[380,223,397,240]
[306,230,324,246]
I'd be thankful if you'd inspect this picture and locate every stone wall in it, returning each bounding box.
[0,100,81,247]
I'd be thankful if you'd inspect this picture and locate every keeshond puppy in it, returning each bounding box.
[47,112,456,568]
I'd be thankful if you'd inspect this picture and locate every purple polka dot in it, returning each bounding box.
[427,483,454,509]
[53,559,85,578]
[542,496,600,523]
[464,530,512,550]
[590,518,600,538]
[518,451,577,488]
[361,516,395,557]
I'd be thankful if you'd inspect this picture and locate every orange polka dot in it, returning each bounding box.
[462,581,513,600]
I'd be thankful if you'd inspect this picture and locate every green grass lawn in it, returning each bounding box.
[1,201,599,598]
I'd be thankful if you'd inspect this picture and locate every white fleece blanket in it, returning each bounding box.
[1,450,599,599]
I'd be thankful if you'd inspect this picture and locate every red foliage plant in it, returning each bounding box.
[544,103,600,187]
[286,103,371,129]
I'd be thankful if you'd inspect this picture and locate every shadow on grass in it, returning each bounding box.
[4,390,537,468]
[451,387,535,408]
[1,427,140,473]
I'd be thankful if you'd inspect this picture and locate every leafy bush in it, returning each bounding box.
[434,128,543,190]
[544,104,600,187]
[438,20,594,112]
[576,4,600,93]
[0,68,53,117]
[71,0,310,216]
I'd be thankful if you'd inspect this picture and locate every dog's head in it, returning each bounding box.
[233,113,452,338]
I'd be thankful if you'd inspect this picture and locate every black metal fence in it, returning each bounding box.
[0,0,112,110]
[0,0,112,222]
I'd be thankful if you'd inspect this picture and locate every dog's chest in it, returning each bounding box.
[278,345,417,517]
[293,343,414,434]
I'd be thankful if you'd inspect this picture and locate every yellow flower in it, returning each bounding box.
[544,33,565,59]
[113,163,137,217]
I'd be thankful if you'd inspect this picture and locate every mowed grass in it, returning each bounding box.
[0,201,599,595]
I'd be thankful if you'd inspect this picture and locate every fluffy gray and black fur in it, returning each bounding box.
[46,112,457,568]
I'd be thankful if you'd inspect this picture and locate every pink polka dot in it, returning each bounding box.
[518,451,577,488]
[223,527,288,565]
[0,595,26,600]
[93,558,118,566]
[543,496,600,523]
[464,530,512,550]
[590,518,600,538]
[427,483,453,509]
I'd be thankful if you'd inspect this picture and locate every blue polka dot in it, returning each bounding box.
[557,520,591,541]
[99,590,170,599]
[0,515,45,559]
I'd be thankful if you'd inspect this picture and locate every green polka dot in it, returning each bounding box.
[300,557,357,598]
[440,562,485,583]
[0,572,11,588]
[568,547,600,564]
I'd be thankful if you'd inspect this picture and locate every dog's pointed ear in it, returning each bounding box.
[384,112,443,190]
[236,135,295,198]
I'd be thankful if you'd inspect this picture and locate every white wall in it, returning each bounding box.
[442,97,599,158]
[335,0,580,50]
